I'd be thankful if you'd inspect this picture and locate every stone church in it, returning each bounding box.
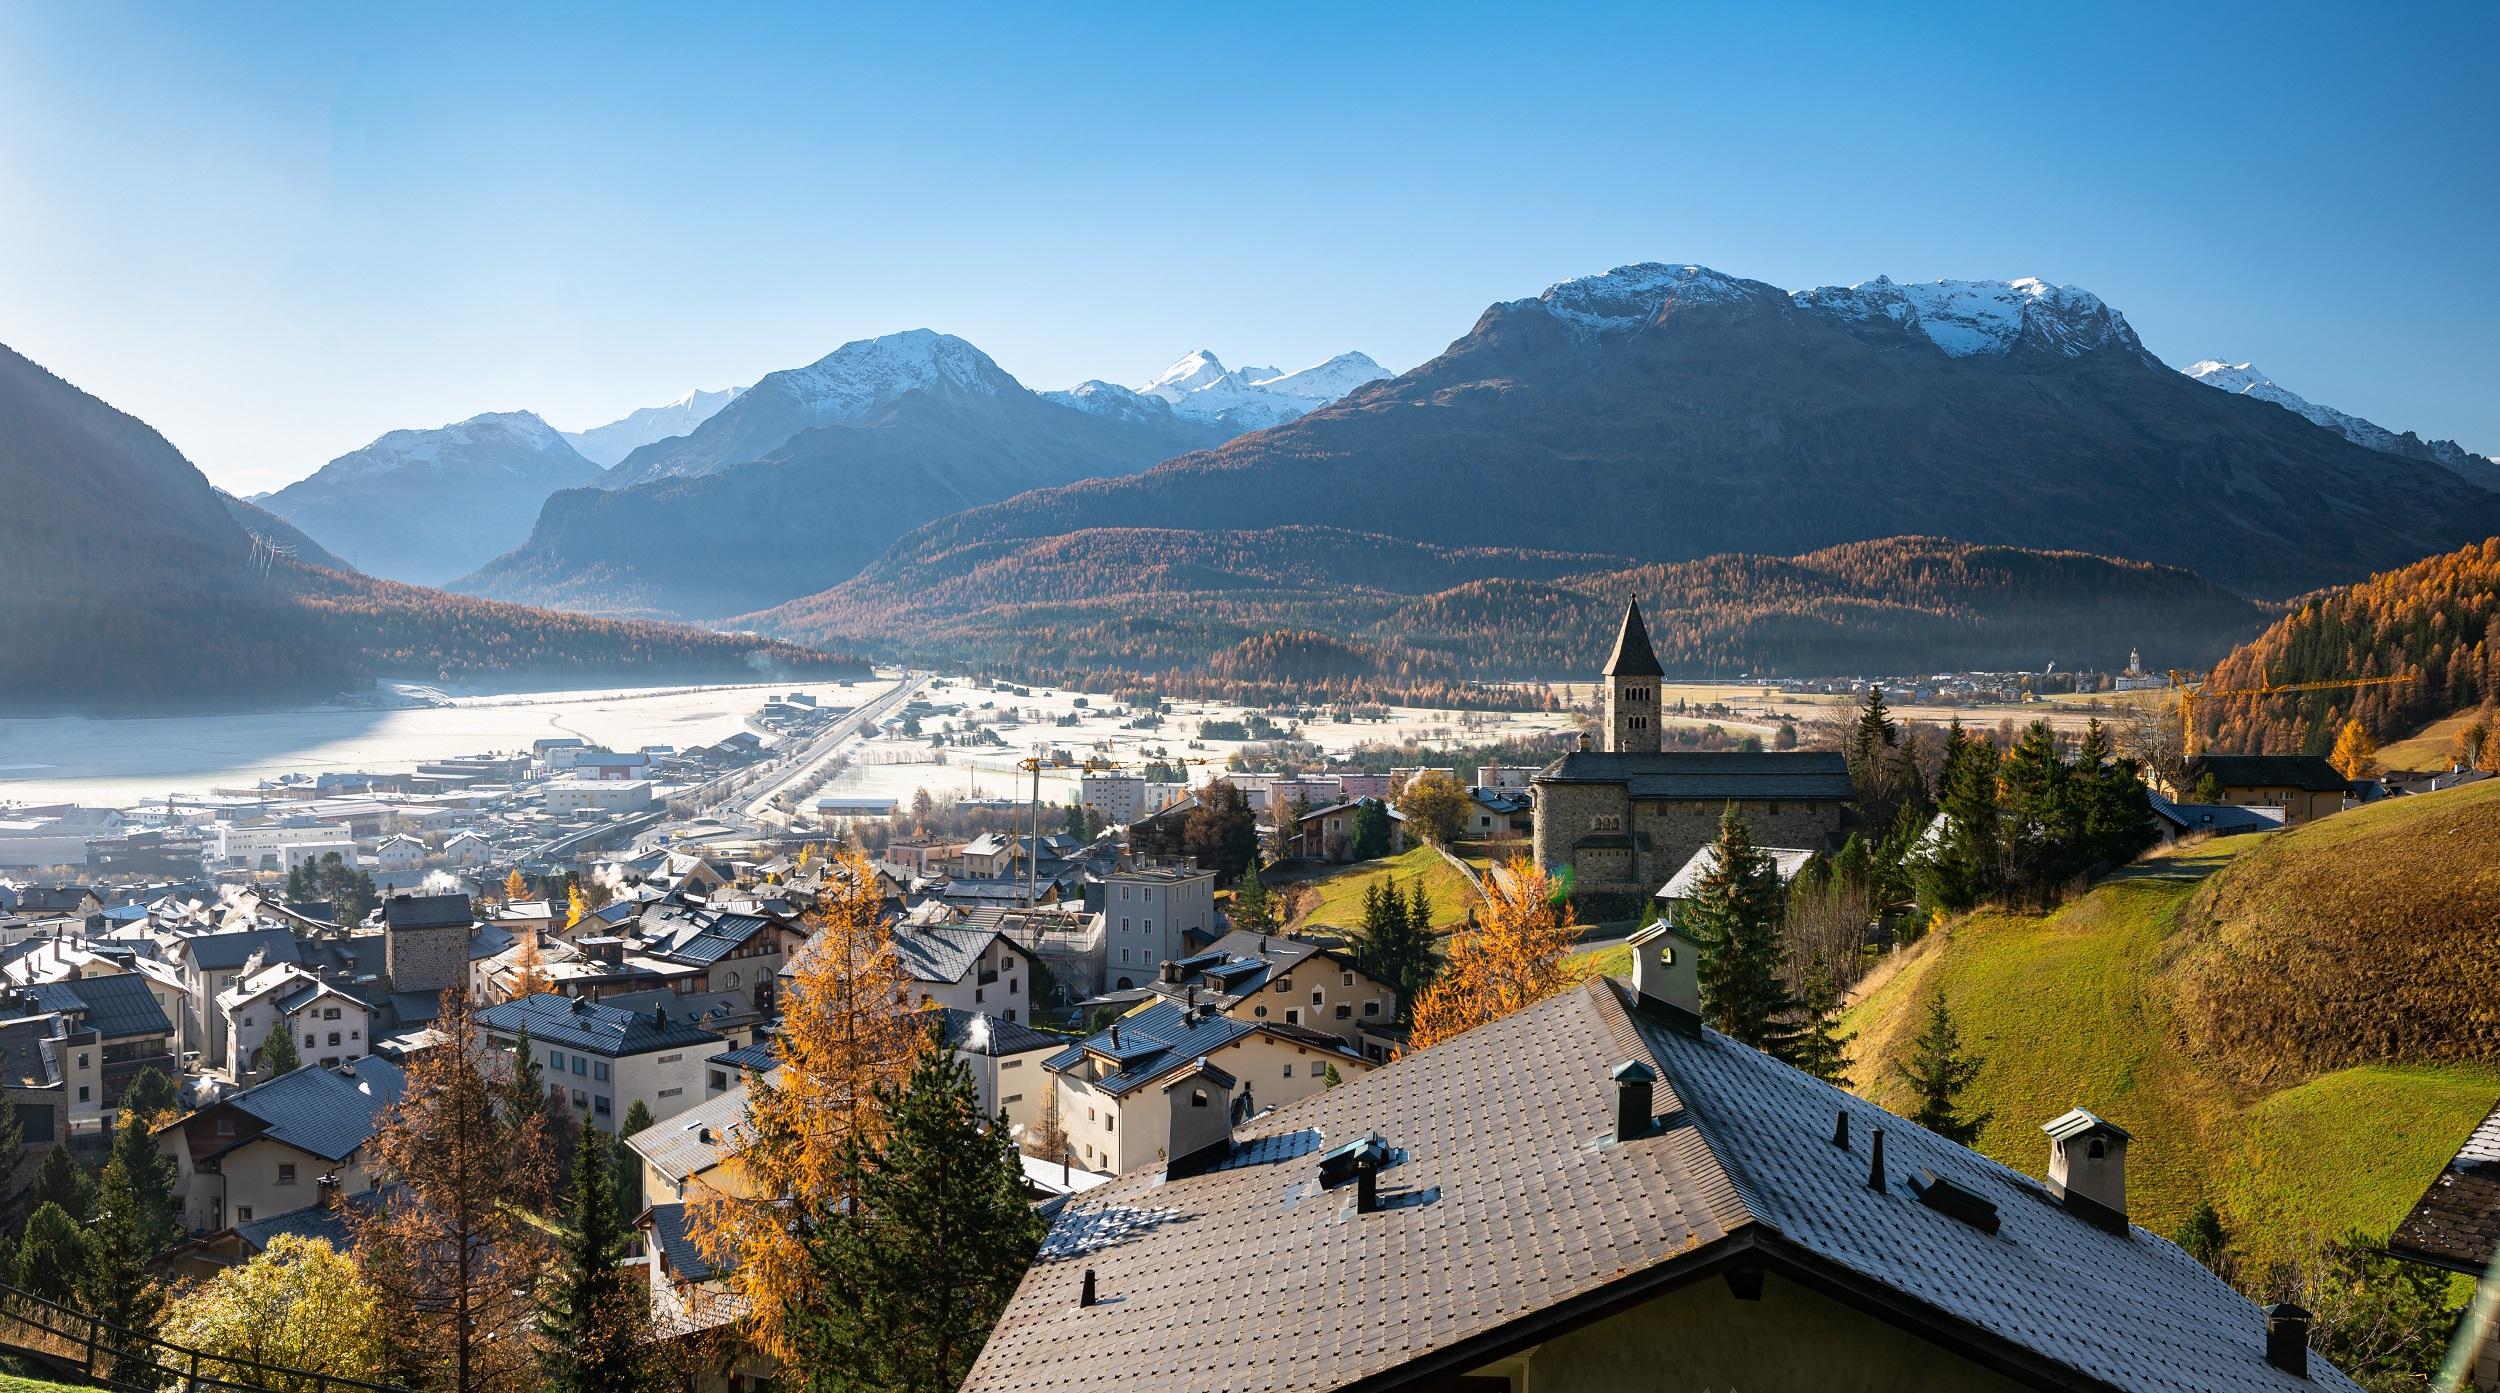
[1531,601,1854,903]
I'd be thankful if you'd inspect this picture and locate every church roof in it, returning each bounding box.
[1603,599,1664,678]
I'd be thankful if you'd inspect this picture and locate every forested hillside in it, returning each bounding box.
[753,534,2268,693]
[2199,536,2500,754]
[0,341,863,715]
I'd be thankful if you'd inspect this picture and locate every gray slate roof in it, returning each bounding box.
[220,1057,406,1162]
[627,1084,751,1187]
[1656,844,1823,900]
[183,928,302,972]
[24,973,171,1039]
[891,924,1014,985]
[2388,1098,2500,1275]
[382,893,473,930]
[922,1007,1065,1057]
[964,979,2360,1393]
[1534,749,1855,801]
[475,992,724,1057]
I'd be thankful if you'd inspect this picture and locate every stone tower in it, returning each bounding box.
[1603,599,1664,754]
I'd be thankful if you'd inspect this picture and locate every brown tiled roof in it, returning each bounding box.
[2389,1099,2500,1275]
[963,978,2361,1393]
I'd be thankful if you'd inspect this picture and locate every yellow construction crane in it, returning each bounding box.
[2166,670,2415,759]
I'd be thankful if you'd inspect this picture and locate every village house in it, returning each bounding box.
[475,992,725,1127]
[962,928,2364,1393]
[214,963,372,1080]
[370,834,426,874]
[919,1006,1066,1141]
[2388,1099,2499,1392]
[1143,930,1400,1060]
[1091,865,1218,991]
[1041,999,1373,1175]
[17,973,176,1125]
[159,1056,406,1235]
[170,927,303,1070]
[1532,602,1853,905]
[1287,798,1406,863]
[2178,754,2352,826]
[891,921,1037,1021]
[1653,844,1824,927]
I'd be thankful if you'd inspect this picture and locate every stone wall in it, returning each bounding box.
[1534,782,1845,899]
[387,924,469,996]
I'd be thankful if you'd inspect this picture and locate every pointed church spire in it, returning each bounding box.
[1604,599,1664,678]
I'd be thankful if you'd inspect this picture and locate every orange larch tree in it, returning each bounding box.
[1409,856,1579,1050]
[691,846,922,1370]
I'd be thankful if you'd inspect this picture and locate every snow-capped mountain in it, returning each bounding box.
[1040,379,1189,431]
[260,411,604,585]
[604,330,1018,487]
[1521,262,2143,361]
[1129,350,1391,432]
[562,387,743,468]
[2185,360,2489,478]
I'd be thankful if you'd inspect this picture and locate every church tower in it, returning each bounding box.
[1603,599,1664,754]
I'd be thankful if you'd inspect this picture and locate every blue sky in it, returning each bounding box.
[2,2,2493,493]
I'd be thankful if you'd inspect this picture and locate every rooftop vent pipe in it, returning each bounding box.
[1611,1060,1656,1142]
[2264,1304,2310,1377]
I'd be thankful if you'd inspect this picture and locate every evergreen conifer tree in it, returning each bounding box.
[1789,957,1852,1086]
[1895,993,1991,1146]
[119,1068,178,1128]
[254,1026,301,1078]
[540,1113,642,1393]
[104,1102,180,1253]
[0,1084,20,1222]
[1682,804,1796,1053]
[803,1036,1045,1393]
[1351,878,1440,1025]
[14,1200,87,1303]
[80,1151,167,1361]
[1231,866,1277,936]
[503,1023,546,1128]
[1923,720,2004,911]
[1997,719,2073,893]
[30,1143,94,1223]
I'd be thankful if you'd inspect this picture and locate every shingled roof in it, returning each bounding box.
[1534,748,1855,801]
[2388,1098,2500,1276]
[962,979,2359,1393]
[23,973,171,1040]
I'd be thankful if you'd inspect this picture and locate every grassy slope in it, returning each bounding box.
[1842,832,2500,1267]
[2375,708,2479,773]
[1292,844,1483,932]
[0,1375,90,1393]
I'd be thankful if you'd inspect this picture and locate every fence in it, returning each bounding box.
[0,1279,409,1392]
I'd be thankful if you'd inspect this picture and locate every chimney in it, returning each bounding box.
[1160,959,1184,985]
[1080,1268,1099,1308]
[1610,1059,1656,1142]
[1161,1059,1235,1179]
[2263,1304,2310,1377]
[2041,1109,2131,1233]
[1867,1127,1887,1191]
[1107,1024,1121,1049]
[1576,731,1593,753]
[1625,922,1702,1031]
[1355,1149,1381,1214]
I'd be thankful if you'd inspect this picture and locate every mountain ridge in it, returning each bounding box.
[822,262,2500,613]
[0,341,861,715]
[260,410,604,585]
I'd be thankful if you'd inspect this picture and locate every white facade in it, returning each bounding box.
[543,779,656,815]
[1081,774,1148,825]
[213,822,359,869]
[373,835,426,872]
